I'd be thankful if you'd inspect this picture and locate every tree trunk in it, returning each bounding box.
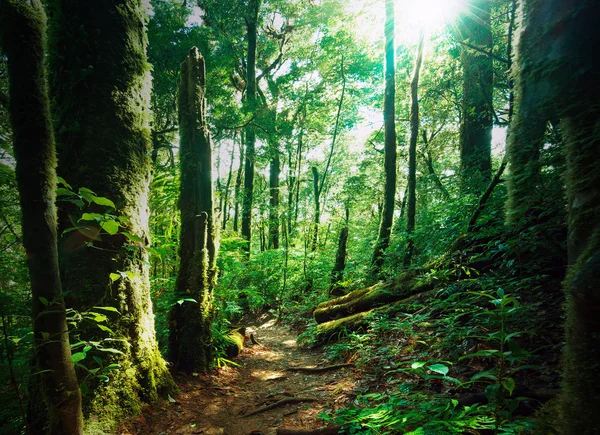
[371,0,397,275]
[49,0,175,427]
[233,134,245,233]
[268,142,280,249]
[221,135,236,230]
[504,0,600,431]
[0,1,83,433]
[311,166,320,252]
[330,207,349,296]
[169,47,217,373]
[403,33,424,267]
[241,0,260,255]
[458,0,493,190]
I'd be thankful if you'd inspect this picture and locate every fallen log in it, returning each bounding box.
[311,289,438,345]
[245,397,318,417]
[225,327,246,358]
[276,425,343,435]
[313,272,433,324]
[286,363,352,373]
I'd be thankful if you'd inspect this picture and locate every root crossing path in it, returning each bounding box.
[120,316,355,435]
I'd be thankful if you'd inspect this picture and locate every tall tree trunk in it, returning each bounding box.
[403,32,424,267]
[268,142,280,249]
[0,1,83,433]
[49,0,175,427]
[371,0,397,274]
[458,0,493,190]
[293,126,304,233]
[311,166,320,252]
[287,145,296,236]
[221,135,236,230]
[330,207,350,296]
[241,0,260,255]
[233,134,245,233]
[169,47,217,373]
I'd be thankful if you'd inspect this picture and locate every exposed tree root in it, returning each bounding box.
[245,397,318,417]
[275,425,343,435]
[286,363,352,373]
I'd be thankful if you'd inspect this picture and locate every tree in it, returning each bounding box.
[169,48,217,372]
[506,0,600,431]
[241,0,260,255]
[370,0,397,274]
[0,1,83,432]
[48,0,175,428]
[458,0,493,189]
[404,33,424,267]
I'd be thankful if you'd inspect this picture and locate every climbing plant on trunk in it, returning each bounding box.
[169,47,218,373]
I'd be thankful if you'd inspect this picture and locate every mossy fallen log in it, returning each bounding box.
[313,271,432,324]
[312,289,437,345]
[225,327,246,358]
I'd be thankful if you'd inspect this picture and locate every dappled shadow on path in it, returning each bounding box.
[119,315,355,435]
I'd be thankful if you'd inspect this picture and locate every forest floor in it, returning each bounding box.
[119,313,352,435]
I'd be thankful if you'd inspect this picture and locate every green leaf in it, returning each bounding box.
[94,306,120,313]
[91,195,116,209]
[79,213,103,222]
[93,356,103,366]
[56,187,75,196]
[79,187,96,195]
[121,231,145,243]
[96,324,114,334]
[39,296,49,307]
[176,298,198,305]
[109,273,121,283]
[83,345,92,353]
[411,361,426,369]
[56,176,72,189]
[427,363,449,376]
[100,220,119,235]
[502,377,516,395]
[97,347,124,355]
[72,352,87,364]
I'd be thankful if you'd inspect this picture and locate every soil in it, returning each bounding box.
[119,314,355,435]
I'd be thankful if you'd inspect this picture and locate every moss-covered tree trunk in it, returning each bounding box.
[403,33,424,267]
[169,47,217,373]
[371,0,397,274]
[458,0,493,190]
[48,0,175,429]
[0,1,83,433]
[311,166,320,252]
[241,0,260,255]
[268,142,280,249]
[506,0,600,431]
[330,207,349,297]
[233,134,245,233]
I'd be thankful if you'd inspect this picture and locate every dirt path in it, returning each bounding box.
[120,315,355,434]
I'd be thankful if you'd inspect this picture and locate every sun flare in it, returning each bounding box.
[404,0,465,30]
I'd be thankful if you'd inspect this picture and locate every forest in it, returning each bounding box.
[0,0,598,434]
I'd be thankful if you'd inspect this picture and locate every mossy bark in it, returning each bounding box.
[506,0,600,431]
[169,48,217,373]
[268,142,280,249]
[0,1,83,433]
[314,271,432,324]
[48,0,175,429]
[330,208,349,297]
[458,0,493,190]
[371,0,397,274]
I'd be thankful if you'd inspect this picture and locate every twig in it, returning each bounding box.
[245,397,318,417]
[286,363,352,373]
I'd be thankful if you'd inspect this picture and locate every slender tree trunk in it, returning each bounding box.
[458,0,493,190]
[287,145,296,236]
[403,32,424,267]
[293,126,304,232]
[371,0,397,274]
[233,134,245,233]
[222,135,236,230]
[311,166,320,252]
[169,47,217,373]
[49,0,175,427]
[268,143,280,249]
[330,207,350,296]
[0,2,83,433]
[241,0,260,255]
